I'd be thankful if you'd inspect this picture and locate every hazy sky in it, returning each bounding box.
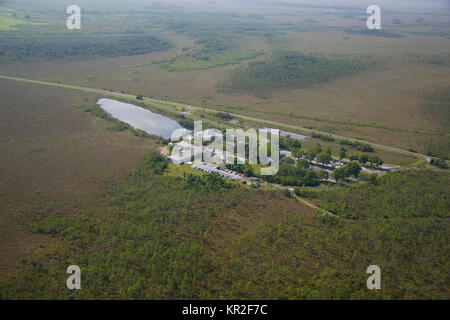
[1,0,448,14]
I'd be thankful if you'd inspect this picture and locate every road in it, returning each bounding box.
[0,75,228,130]
[0,75,434,161]
[196,108,433,161]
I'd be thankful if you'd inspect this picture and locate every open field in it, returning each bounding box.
[0,0,448,157]
[0,80,154,277]
[0,6,48,31]
[0,74,425,166]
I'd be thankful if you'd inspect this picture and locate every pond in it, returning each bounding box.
[97,98,187,139]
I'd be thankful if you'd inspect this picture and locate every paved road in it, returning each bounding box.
[195,108,434,161]
[0,75,228,131]
[0,75,435,161]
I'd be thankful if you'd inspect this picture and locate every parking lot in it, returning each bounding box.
[191,163,258,185]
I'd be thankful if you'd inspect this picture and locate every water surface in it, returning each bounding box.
[97,98,186,139]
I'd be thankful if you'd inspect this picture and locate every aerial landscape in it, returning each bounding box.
[0,0,448,302]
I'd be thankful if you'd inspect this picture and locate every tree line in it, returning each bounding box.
[220,52,376,96]
[0,34,172,62]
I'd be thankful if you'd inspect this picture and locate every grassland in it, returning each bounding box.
[421,87,450,131]
[0,80,153,277]
[1,0,448,157]
[160,49,264,72]
[0,6,47,31]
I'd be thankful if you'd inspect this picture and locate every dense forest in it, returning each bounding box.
[0,154,448,299]
[265,163,322,187]
[220,52,375,96]
[315,170,450,220]
[226,160,327,187]
[0,34,172,62]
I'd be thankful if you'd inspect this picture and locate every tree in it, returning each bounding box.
[306,145,322,160]
[317,152,332,165]
[430,158,447,168]
[291,148,305,159]
[281,157,295,167]
[369,156,383,167]
[280,136,301,151]
[344,161,362,178]
[331,168,346,183]
[374,157,383,167]
[216,112,233,120]
[339,148,347,160]
[221,52,372,96]
[332,162,361,183]
[369,173,378,185]
[283,188,292,198]
[305,168,318,184]
[296,158,309,169]
[358,154,369,165]
[318,170,329,180]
